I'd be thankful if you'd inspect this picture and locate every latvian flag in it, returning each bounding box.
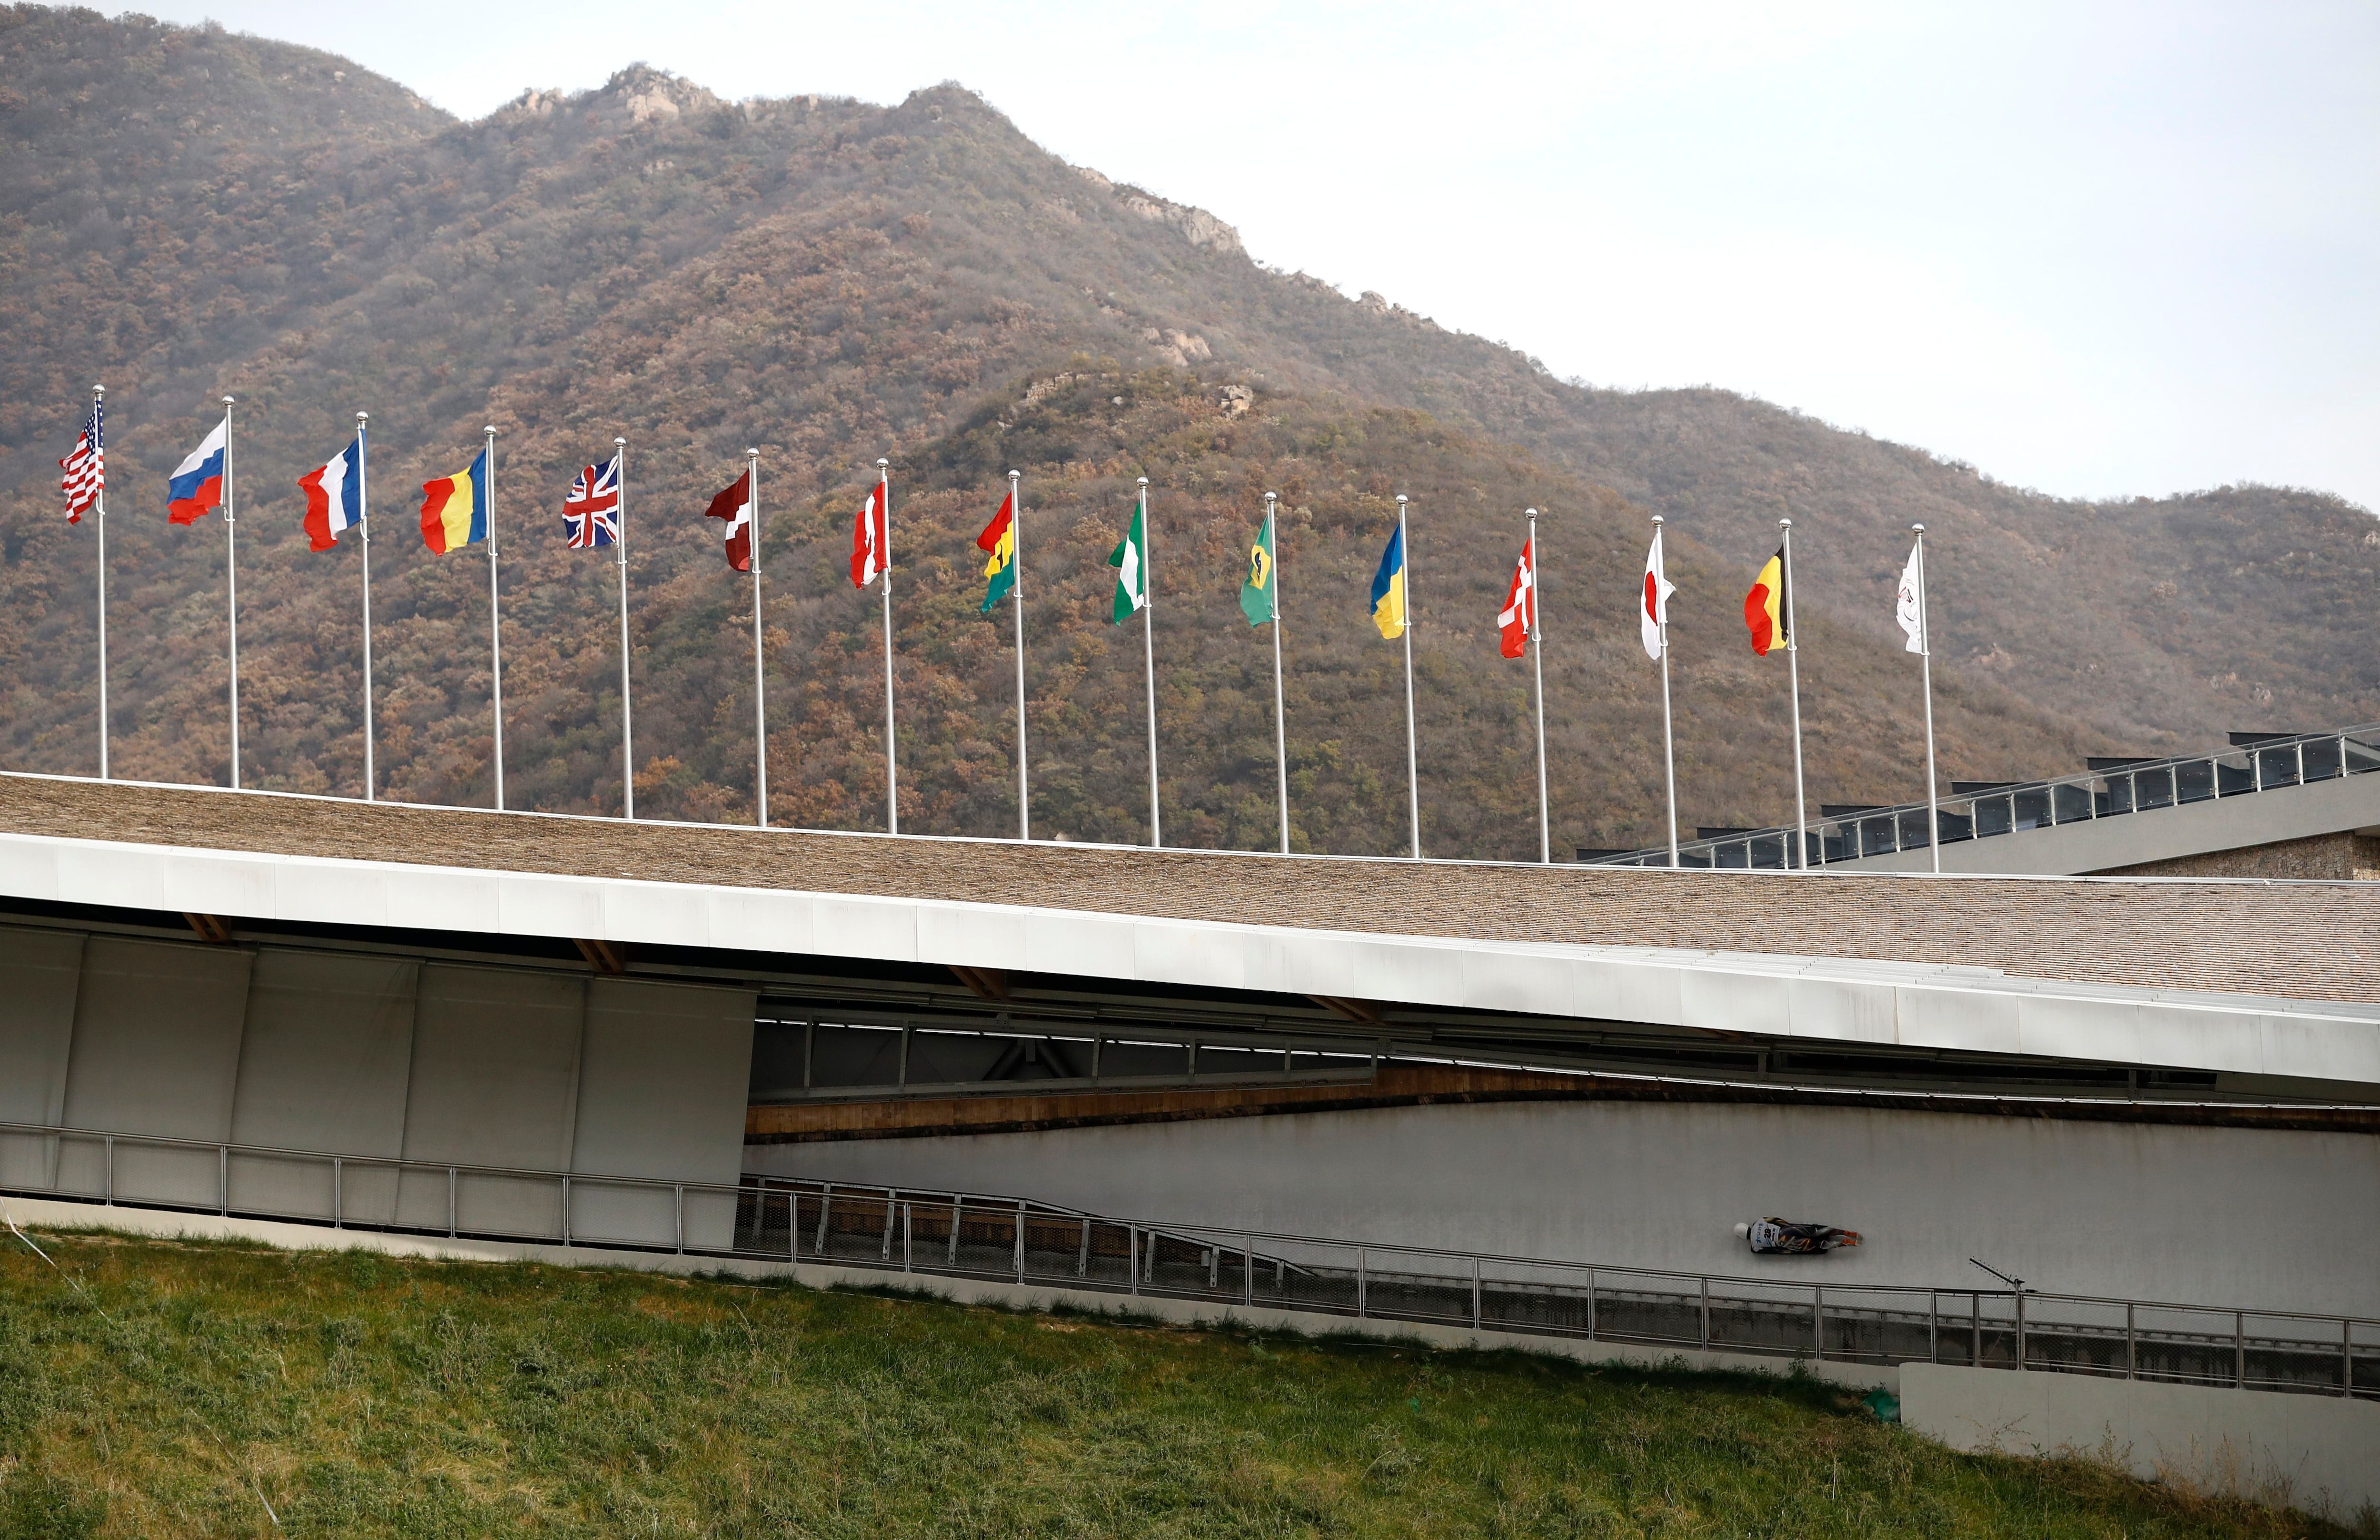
[706,469,754,572]
[300,432,366,551]
[60,402,102,523]
[565,455,620,548]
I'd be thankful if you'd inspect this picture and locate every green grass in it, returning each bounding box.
[0,1226,2359,1539]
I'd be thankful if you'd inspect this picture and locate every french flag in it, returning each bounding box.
[300,431,366,552]
[167,419,228,525]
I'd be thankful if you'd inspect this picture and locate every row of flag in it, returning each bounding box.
[53,392,1943,866]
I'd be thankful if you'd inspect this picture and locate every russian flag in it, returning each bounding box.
[167,419,228,525]
[301,431,366,552]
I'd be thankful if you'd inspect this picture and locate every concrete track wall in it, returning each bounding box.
[751,1098,2380,1316]
[0,925,754,1237]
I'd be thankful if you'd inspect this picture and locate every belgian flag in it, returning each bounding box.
[1745,545,1789,656]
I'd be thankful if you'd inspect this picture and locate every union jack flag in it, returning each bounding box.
[59,401,102,523]
[565,453,620,548]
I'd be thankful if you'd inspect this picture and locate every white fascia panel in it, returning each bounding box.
[1680,966,1793,1039]
[2131,1003,2268,1078]
[704,887,814,957]
[2260,1015,2380,1084]
[1347,935,1468,1010]
[808,893,918,964]
[1571,955,1686,1029]
[160,848,275,918]
[1895,985,2023,1056]
[53,841,165,913]
[600,878,711,949]
[1786,977,1896,1045]
[1459,947,1576,1019]
[269,856,390,928]
[1230,926,1346,1001]
[2015,993,2144,1067]
[384,866,503,936]
[1131,918,1249,993]
[494,871,608,941]
[1021,911,1137,979]
[917,901,1027,974]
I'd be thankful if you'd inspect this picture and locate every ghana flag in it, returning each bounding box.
[977,488,1016,612]
[1745,544,1789,656]
[419,447,491,554]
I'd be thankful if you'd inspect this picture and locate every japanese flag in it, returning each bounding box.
[1641,528,1676,660]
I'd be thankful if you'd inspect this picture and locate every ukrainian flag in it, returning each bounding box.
[1370,523,1408,639]
[419,447,491,554]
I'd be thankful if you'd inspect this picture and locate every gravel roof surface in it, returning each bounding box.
[6,774,2378,1006]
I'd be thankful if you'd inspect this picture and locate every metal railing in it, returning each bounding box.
[1587,726,2380,870]
[2,1119,2372,1399]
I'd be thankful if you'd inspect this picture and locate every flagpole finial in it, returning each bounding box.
[746,447,758,458]
[614,436,625,447]
[1396,494,1408,505]
[1526,506,1537,518]
[877,457,890,469]
[224,395,235,406]
[1652,514,1664,525]
[1009,468,1019,481]
[92,384,103,398]
[1265,490,1276,504]
[356,411,368,424]
[1779,517,1791,529]
[485,424,496,435]
[1138,476,1149,486]
[1912,522,1925,533]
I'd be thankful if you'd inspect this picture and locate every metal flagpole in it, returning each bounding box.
[358,412,375,803]
[1139,477,1160,848]
[877,457,899,835]
[1009,469,1029,841]
[1914,522,1941,873]
[1528,508,1549,865]
[749,447,766,829]
[1397,493,1419,860]
[223,396,240,790]
[93,384,108,781]
[486,425,504,811]
[1267,491,1289,856]
[1655,515,1678,868]
[615,436,633,819]
[1782,517,1808,869]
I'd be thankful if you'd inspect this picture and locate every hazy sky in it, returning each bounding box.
[140,1,2380,510]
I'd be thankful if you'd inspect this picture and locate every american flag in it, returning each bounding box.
[565,453,620,548]
[59,401,102,523]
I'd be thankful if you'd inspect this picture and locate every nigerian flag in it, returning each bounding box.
[1108,494,1150,624]
[1240,506,1277,627]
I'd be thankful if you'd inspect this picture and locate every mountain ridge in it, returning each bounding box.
[0,8,2369,852]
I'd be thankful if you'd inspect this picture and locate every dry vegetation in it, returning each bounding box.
[0,1229,2362,1539]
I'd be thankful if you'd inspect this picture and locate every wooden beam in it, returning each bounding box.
[948,964,1009,1002]
[183,912,232,944]
[1308,994,1384,1025]
[575,938,626,975]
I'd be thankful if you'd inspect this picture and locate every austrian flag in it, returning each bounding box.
[851,479,888,588]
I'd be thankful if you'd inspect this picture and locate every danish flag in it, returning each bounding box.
[1497,536,1536,659]
[565,454,621,548]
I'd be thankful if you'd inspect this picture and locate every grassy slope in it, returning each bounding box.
[0,1230,2350,1539]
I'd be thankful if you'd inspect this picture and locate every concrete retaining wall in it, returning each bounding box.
[1901,1362,2380,1520]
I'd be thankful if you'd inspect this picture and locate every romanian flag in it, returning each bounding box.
[1745,545,1789,656]
[419,447,490,554]
[1370,522,1408,639]
[977,489,1016,612]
